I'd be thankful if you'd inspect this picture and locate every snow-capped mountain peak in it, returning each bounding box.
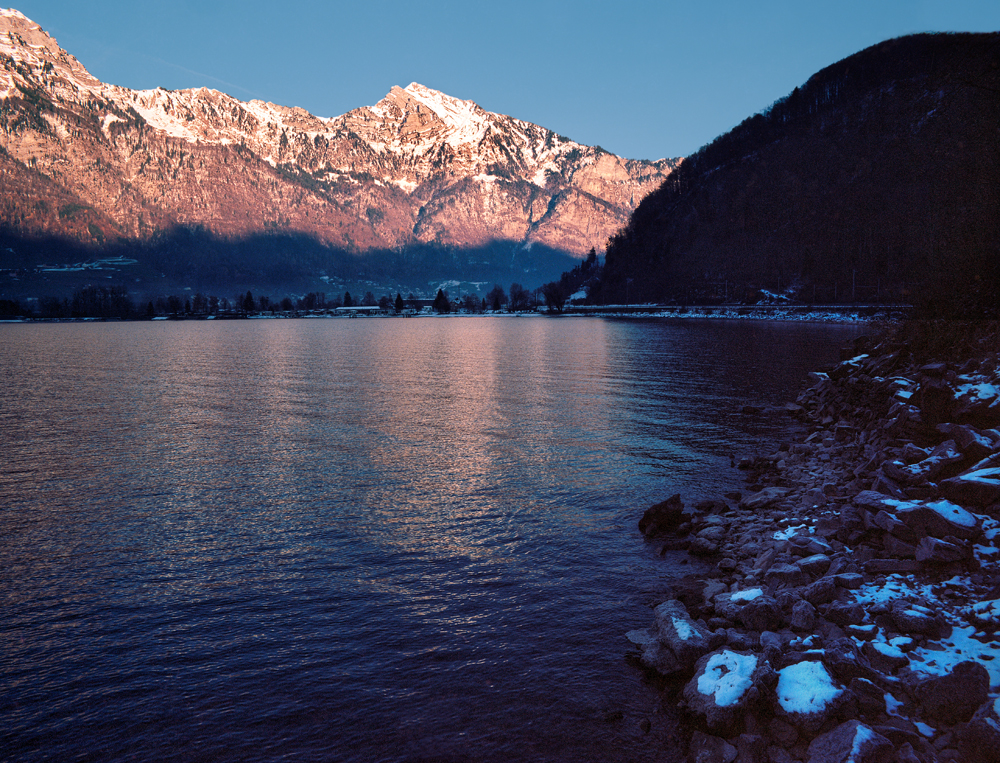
[0,7,678,261]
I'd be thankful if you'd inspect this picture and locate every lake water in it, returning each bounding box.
[0,316,862,762]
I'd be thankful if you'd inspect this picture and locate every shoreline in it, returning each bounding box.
[630,325,1000,763]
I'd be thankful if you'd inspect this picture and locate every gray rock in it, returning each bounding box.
[740,487,791,510]
[640,639,682,675]
[654,599,712,666]
[941,468,1000,509]
[894,501,981,541]
[688,730,737,763]
[790,600,816,631]
[956,701,1000,763]
[738,596,783,632]
[872,509,919,542]
[690,537,721,556]
[915,536,969,564]
[917,661,990,726]
[891,601,943,638]
[861,640,909,672]
[683,649,767,737]
[864,558,922,575]
[833,572,864,590]
[806,720,893,763]
[823,602,865,627]
[882,534,918,559]
[765,563,809,588]
[802,577,838,605]
[849,677,888,717]
[797,554,832,577]
[736,733,767,763]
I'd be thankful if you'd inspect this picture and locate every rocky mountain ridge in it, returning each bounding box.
[0,8,678,295]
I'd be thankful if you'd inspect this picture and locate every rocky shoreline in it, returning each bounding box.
[629,324,1000,763]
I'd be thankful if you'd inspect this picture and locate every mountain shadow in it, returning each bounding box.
[597,33,1000,317]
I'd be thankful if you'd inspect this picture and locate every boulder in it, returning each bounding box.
[654,599,712,666]
[790,600,817,632]
[639,494,686,537]
[774,660,846,734]
[916,661,990,726]
[894,499,981,541]
[805,720,893,763]
[890,601,943,638]
[683,649,767,737]
[802,577,838,606]
[956,701,1000,763]
[915,536,969,564]
[688,730,737,763]
[740,487,791,511]
[941,467,1000,508]
[861,641,909,672]
[765,563,809,588]
[737,596,783,632]
[797,554,832,577]
[832,573,864,590]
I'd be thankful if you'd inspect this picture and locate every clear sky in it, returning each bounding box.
[10,1,1000,160]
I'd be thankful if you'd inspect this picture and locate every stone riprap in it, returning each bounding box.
[630,333,1000,763]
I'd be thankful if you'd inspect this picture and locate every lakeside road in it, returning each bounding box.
[631,326,1000,763]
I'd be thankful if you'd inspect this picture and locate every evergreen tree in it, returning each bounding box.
[395,293,404,313]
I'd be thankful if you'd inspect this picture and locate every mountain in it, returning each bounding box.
[595,33,1000,317]
[0,9,677,301]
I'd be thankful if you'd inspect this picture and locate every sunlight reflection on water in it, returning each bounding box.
[0,316,861,762]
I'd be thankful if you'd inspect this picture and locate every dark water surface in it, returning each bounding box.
[0,317,862,762]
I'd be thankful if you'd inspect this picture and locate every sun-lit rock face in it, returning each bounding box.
[0,9,679,257]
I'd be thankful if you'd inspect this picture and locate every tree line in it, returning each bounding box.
[3,282,550,319]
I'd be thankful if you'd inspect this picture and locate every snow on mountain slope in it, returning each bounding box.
[0,8,679,258]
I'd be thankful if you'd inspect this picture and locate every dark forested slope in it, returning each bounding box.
[597,33,1000,316]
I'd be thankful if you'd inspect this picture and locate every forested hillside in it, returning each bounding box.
[595,33,1000,316]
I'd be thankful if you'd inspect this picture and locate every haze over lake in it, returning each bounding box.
[1,317,861,762]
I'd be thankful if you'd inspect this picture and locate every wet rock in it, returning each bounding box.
[805,720,892,763]
[639,493,687,537]
[916,661,990,726]
[639,637,683,675]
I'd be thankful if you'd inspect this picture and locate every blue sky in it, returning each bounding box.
[12,1,1000,160]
